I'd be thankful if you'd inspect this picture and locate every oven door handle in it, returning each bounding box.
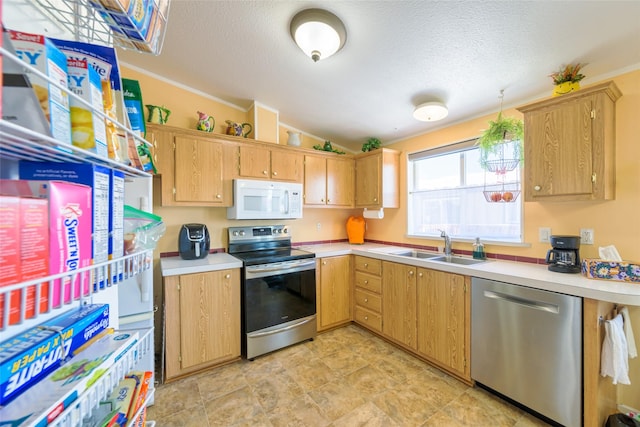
[248,317,315,338]
[245,259,316,278]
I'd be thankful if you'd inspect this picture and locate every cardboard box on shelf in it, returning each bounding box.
[110,169,125,283]
[0,304,109,406]
[66,57,108,157]
[0,330,138,426]
[0,194,21,328]
[19,162,111,290]
[7,29,72,145]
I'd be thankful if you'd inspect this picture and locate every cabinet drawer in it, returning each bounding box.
[355,271,382,294]
[354,306,382,332]
[355,288,381,313]
[354,256,382,275]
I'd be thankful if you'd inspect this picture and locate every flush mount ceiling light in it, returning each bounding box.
[413,101,449,122]
[290,8,346,62]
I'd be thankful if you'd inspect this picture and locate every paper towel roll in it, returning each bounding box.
[363,208,384,219]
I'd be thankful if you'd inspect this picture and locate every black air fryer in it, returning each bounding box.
[179,224,210,260]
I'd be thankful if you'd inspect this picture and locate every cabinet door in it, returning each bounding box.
[416,268,468,378]
[382,261,417,349]
[271,150,303,182]
[524,96,594,199]
[239,144,271,178]
[317,255,352,331]
[326,157,354,207]
[178,270,240,371]
[355,153,381,208]
[174,135,225,203]
[304,155,327,205]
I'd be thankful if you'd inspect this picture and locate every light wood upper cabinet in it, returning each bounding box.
[147,124,236,207]
[164,269,241,381]
[416,268,470,380]
[517,81,621,202]
[317,255,352,331]
[304,155,354,207]
[355,148,400,208]
[239,144,303,182]
[382,261,417,350]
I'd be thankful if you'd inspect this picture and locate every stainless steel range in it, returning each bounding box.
[228,225,317,360]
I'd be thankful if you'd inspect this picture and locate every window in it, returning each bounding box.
[407,139,522,242]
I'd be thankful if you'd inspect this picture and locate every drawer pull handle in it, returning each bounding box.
[263,170,268,175]
[364,316,368,320]
[225,274,231,279]
[534,185,541,191]
[364,280,368,284]
[216,194,221,199]
[364,263,368,267]
[409,270,414,276]
[364,298,368,302]
[273,171,278,176]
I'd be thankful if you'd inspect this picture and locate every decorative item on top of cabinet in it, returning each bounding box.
[517,80,621,202]
[353,256,383,333]
[225,120,252,138]
[549,63,586,97]
[196,111,215,132]
[416,268,470,381]
[303,154,354,207]
[316,255,352,331]
[355,148,400,209]
[239,144,303,182]
[146,124,236,206]
[163,269,241,382]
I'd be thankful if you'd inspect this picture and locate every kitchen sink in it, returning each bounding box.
[429,255,486,265]
[392,250,442,259]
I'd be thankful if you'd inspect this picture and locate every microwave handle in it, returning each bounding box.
[284,189,289,214]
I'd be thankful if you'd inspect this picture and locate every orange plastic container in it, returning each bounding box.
[346,215,365,244]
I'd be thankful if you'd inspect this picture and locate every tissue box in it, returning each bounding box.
[582,259,640,283]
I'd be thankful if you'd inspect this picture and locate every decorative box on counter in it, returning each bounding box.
[582,259,640,283]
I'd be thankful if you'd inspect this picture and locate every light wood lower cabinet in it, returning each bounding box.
[317,255,352,331]
[416,268,470,380]
[353,256,383,333]
[382,261,417,350]
[163,269,240,381]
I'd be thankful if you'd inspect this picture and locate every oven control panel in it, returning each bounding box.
[228,225,290,243]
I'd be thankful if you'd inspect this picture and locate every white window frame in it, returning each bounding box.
[407,138,524,244]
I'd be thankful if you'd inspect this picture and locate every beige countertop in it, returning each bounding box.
[160,243,640,305]
[299,243,640,306]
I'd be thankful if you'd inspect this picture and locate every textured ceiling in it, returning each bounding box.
[8,1,640,152]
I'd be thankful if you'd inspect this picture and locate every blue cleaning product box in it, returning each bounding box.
[19,161,111,289]
[0,304,109,406]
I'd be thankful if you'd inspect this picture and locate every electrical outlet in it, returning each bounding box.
[316,222,321,231]
[539,227,551,243]
[580,228,594,245]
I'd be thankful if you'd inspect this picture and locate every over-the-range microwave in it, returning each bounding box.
[227,179,303,220]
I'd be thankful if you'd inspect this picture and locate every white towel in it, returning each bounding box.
[620,306,638,358]
[601,314,630,385]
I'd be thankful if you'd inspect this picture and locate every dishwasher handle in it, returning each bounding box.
[483,290,560,314]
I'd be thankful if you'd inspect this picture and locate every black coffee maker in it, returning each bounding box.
[546,235,581,273]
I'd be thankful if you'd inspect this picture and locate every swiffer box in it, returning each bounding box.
[20,162,110,290]
[12,180,92,307]
[0,330,138,427]
[110,170,125,283]
[66,57,108,157]
[8,29,72,144]
[0,304,109,406]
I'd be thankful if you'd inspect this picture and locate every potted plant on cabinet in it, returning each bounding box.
[549,63,586,96]
[361,137,381,152]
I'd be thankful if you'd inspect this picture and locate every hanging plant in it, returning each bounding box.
[476,91,524,172]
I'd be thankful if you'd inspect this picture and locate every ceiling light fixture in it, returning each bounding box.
[290,8,346,62]
[413,101,449,122]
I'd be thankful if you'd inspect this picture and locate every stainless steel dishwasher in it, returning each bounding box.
[471,278,582,427]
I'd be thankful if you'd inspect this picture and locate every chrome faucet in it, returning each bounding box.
[439,230,452,256]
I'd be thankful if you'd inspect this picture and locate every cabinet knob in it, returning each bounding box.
[225,274,230,279]
[364,263,368,267]
[364,280,369,284]
[409,270,414,276]
[364,316,369,320]
[534,185,541,191]
[373,198,378,202]
[273,171,278,176]
[322,261,327,265]
[419,272,423,277]
[327,199,331,203]
[263,170,268,175]
[364,298,369,302]
[216,194,221,199]
[321,198,325,203]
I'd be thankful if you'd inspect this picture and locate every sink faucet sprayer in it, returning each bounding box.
[439,230,452,256]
